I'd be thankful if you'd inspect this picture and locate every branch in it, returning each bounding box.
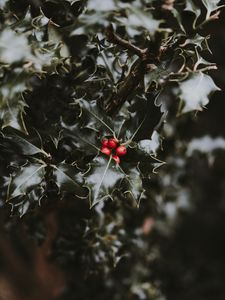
[106,24,149,60]
[105,61,156,115]
[104,25,157,115]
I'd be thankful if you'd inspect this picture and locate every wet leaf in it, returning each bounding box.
[84,156,124,207]
[7,163,46,201]
[121,165,144,206]
[7,134,49,157]
[79,98,115,136]
[53,162,86,198]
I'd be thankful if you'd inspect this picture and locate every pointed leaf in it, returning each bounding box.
[0,69,28,132]
[53,163,86,198]
[117,6,161,37]
[178,72,220,113]
[84,156,124,207]
[138,131,161,156]
[121,165,144,206]
[79,98,115,135]
[61,122,100,156]
[185,0,201,28]
[0,29,31,64]
[7,163,46,201]
[8,134,49,157]
[1,102,28,133]
[201,0,224,17]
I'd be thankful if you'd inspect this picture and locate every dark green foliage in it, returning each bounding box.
[0,0,224,299]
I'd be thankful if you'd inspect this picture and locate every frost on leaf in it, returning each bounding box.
[178,72,220,114]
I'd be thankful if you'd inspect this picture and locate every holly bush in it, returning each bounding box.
[0,0,224,299]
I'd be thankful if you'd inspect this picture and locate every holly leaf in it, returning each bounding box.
[79,98,115,136]
[178,72,220,114]
[0,101,28,133]
[185,0,201,28]
[6,163,46,201]
[52,162,87,198]
[7,134,49,157]
[0,69,28,132]
[117,6,161,37]
[120,165,144,207]
[0,28,31,64]
[201,0,225,18]
[181,34,209,50]
[138,131,161,156]
[84,156,124,207]
[61,122,100,156]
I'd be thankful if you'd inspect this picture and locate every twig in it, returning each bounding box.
[104,25,157,115]
[106,24,149,60]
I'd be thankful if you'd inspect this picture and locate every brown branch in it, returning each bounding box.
[104,25,158,115]
[105,60,144,114]
[106,24,149,60]
[105,61,157,115]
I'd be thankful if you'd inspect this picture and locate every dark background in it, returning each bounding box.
[155,8,225,300]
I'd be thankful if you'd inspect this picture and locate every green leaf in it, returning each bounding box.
[201,0,224,18]
[48,23,70,58]
[78,98,115,135]
[171,8,186,33]
[185,0,201,28]
[178,72,220,114]
[117,6,161,37]
[121,165,144,206]
[84,156,124,207]
[61,122,100,155]
[0,29,31,64]
[53,163,87,198]
[0,69,28,132]
[144,64,169,92]
[0,101,28,133]
[7,163,46,201]
[181,34,209,50]
[7,134,49,157]
[138,131,161,156]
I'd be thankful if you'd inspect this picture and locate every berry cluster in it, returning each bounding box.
[100,138,127,164]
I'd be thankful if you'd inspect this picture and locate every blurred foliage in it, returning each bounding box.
[0,0,224,299]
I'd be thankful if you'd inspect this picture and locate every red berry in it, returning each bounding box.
[112,155,120,164]
[108,138,118,149]
[116,145,127,156]
[100,147,111,156]
[101,139,109,147]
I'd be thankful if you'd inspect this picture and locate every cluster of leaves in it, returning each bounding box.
[0,0,223,299]
[0,0,220,213]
